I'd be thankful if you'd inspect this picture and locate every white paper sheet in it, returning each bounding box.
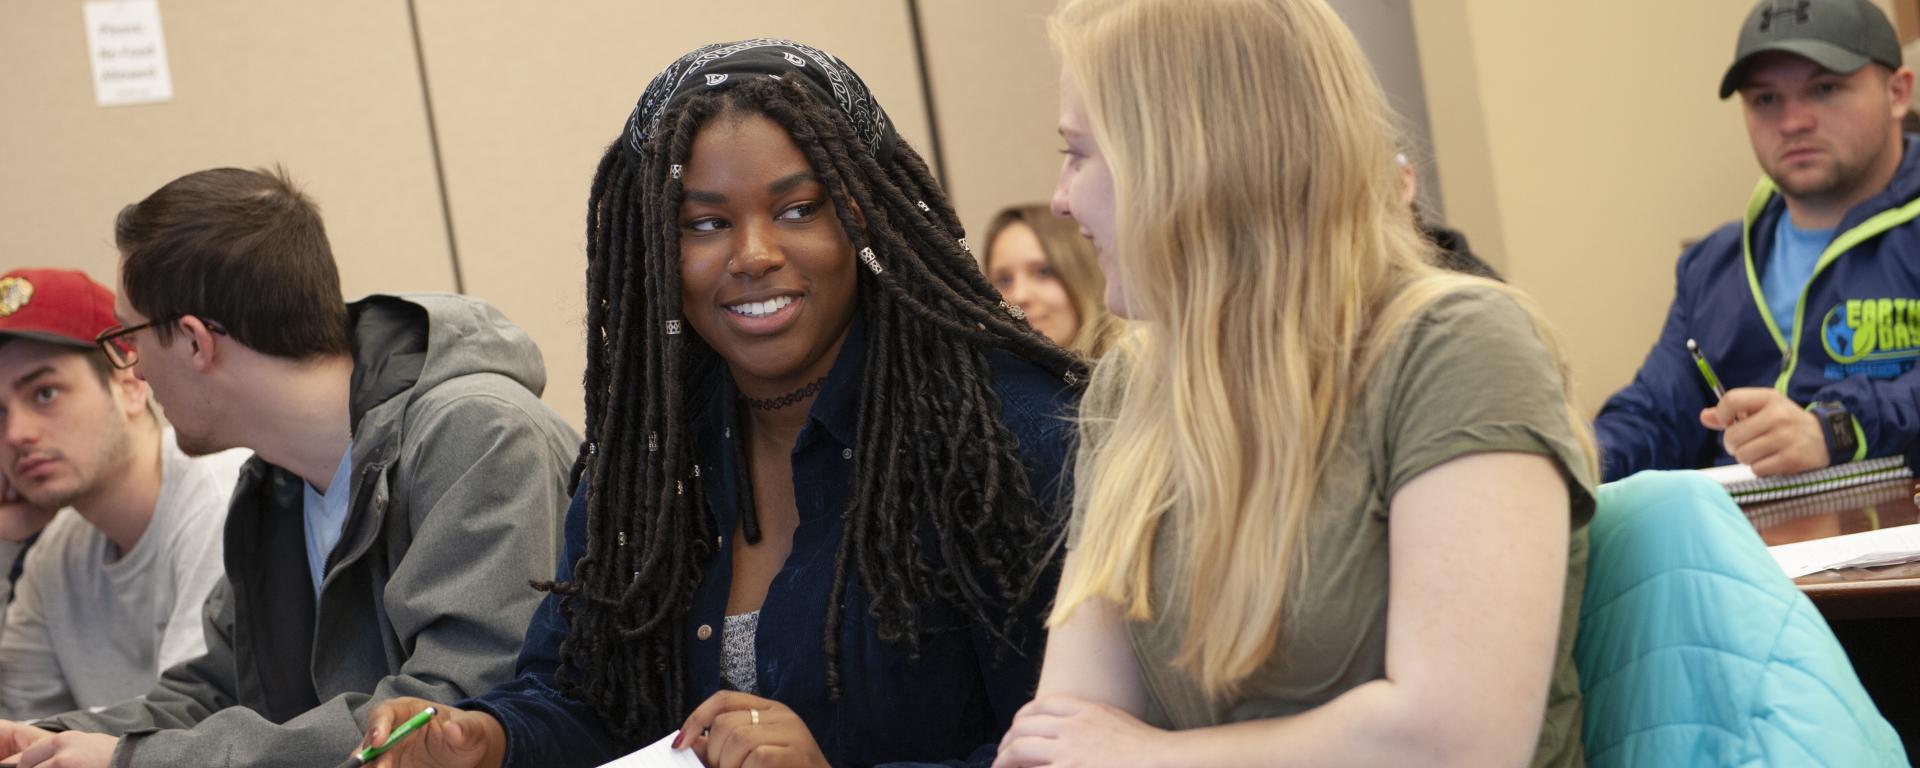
[1698,463,1756,486]
[83,0,174,107]
[597,731,705,768]
[1768,524,1920,578]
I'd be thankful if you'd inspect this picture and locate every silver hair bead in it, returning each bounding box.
[670,164,683,179]
[1002,300,1026,321]
[860,247,883,275]
[647,432,658,452]
[957,237,970,253]
[617,531,627,547]
[665,319,683,335]
[916,200,930,212]
[676,480,685,495]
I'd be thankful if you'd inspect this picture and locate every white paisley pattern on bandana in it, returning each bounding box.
[624,38,894,163]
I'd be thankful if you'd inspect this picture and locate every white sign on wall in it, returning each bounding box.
[82,0,174,107]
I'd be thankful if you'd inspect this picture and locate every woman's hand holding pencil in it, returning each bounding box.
[358,698,505,768]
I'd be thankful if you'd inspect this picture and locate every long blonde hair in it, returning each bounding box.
[1049,0,1595,699]
[982,204,1125,357]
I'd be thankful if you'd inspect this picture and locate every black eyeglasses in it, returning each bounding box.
[95,316,227,369]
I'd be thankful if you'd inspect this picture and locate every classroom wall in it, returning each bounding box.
[917,0,1064,252]
[14,0,1857,428]
[2,0,957,431]
[918,0,1447,264]
[1413,0,1909,415]
[0,0,456,298]
[1411,0,1809,414]
[1327,0,1444,218]
[410,0,937,430]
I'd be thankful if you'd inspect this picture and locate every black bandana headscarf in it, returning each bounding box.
[623,38,898,164]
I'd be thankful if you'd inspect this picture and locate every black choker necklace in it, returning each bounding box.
[743,376,828,411]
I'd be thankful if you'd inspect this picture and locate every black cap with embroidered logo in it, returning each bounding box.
[1720,0,1901,99]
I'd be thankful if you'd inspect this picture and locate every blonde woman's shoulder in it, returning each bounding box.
[1400,274,1542,339]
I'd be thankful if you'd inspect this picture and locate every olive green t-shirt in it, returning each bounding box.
[1083,286,1597,767]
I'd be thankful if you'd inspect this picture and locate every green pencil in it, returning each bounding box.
[1687,338,1726,399]
[339,706,437,768]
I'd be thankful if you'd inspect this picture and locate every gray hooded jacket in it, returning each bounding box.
[37,293,579,768]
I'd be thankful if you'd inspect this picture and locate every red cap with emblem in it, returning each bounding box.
[0,268,119,350]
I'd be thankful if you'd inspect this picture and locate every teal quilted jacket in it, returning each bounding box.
[1576,471,1906,767]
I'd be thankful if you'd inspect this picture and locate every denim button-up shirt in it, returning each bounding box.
[464,320,1078,767]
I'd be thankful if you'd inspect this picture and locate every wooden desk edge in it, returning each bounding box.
[1798,575,1920,620]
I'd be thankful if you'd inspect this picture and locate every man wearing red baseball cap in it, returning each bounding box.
[0,268,246,720]
[0,168,576,768]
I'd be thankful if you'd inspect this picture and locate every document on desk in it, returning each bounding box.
[597,732,704,768]
[1768,523,1920,578]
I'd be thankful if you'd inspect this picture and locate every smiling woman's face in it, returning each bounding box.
[677,110,860,397]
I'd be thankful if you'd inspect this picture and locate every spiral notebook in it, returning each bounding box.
[1699,455,1913,504]
[1742,477,1916,530]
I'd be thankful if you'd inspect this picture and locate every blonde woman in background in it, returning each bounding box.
[982,204,1125,358]
[994,0,1599,766]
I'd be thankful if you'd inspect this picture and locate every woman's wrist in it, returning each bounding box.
[1147,726,1198,768]
[474,710,509,768]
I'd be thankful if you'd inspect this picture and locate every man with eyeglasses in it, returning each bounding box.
[0,268,246,721]
[0,168,579,768]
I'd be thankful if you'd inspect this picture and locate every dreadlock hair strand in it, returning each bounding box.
[551,75,1087,742]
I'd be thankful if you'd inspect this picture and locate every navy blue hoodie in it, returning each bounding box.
[1597,134,1920,481]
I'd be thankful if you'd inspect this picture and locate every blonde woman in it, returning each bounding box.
[982,204,1125,357]
[994,1,1598,767]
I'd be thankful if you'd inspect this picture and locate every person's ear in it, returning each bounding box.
[176,316,220,373]
[109,369,150,420]
[1888,66,1915,122]
[840,189,867,229]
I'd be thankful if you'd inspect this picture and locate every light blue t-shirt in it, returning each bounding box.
[301,442,355,599]
[1762,212,1835,341]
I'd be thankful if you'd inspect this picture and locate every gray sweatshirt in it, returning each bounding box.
[0,430,246,719]
[35,293,579,768]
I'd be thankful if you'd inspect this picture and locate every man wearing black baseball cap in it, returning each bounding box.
[1597,0,1920,482]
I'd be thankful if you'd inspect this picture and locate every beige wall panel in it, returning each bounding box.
[1415,0,1768,415]
[416,0,933,430]
[917,0,1062,249]
[1327,0,1446,219]
[0,0,453,297]
[1402,0,1510,272]
[922,0,1447,270]
[924,0,1448,265]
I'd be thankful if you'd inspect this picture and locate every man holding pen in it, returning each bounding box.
[1597,0,1920,480]
[0,167,579,768]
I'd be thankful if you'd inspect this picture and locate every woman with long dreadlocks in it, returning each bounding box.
[360,39,1083,768]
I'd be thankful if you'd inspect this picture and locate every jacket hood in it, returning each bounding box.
[1884,133,1920,205]
[345,293,548,430]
